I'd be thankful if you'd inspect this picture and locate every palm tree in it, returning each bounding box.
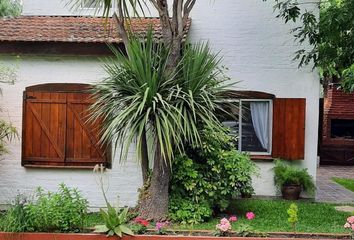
[69,0,233,220]
[90,33,230,220]
[68,0,199,193]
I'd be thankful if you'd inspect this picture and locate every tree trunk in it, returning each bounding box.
[138,142,171,220]
[166,37,182,69]
[140,127,149,184]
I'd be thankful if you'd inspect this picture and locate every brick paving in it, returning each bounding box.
[316,165,354,204]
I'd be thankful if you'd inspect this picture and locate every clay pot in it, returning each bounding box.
[281,184,302,200]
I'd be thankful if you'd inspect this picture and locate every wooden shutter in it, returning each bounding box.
[22,91,67,165]
[22,84,111,168]
[272,98,306,160]
[66,92,109,166]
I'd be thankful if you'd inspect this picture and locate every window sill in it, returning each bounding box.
[23,164,106,170]
[250,155,274,161]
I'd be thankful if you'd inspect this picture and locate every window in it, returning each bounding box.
[22,84,111,168]
[218,91,306,160]
[331,119,354,139]
[220,100,272,155]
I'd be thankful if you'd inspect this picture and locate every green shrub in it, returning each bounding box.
[169,127,258,223]
[273,160,315,196]
[0,195,29,232]
[0,184,88,233]
[26,184,88,232]
[287,203,298,233]
[169,197,212,224]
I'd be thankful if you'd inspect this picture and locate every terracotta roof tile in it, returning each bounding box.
[0,15,191,43]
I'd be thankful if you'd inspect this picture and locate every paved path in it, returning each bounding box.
[316,165,354,204]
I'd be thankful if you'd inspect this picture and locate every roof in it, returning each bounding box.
[0,15,191,44]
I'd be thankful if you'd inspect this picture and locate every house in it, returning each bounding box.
[0,0,320,209]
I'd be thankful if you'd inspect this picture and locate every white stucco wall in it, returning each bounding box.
[0,56,142,209]
[0,0,320,207]
[188,0,320,196]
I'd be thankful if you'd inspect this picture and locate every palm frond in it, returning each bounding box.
[0,119,18,155]
[66,0,148,19]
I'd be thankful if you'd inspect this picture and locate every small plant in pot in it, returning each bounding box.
[273,160,315,200]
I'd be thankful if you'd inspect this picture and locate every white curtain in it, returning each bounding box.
[250,102,269,151]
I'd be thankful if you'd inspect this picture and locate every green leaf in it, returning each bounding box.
[120,225,134,236]
[94,225,109,233]
[114,226,122,237]
[107,230,115,237]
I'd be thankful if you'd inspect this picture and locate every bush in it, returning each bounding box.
[169,127,258,223]
[26,184,88,232]
[0,184,88,233]
[169,197,212,224]
[0,195,29,232]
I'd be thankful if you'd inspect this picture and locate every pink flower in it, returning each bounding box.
[347,216,354,224]
[352,224,354,231]
[216,218,232,232]
[156,221,169,231]
[246,212,255,220]
[229,215,238,222]
[156,222,164,231]
[220,218,229,225]
[344,223,351,228]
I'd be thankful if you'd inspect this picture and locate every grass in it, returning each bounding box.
[172,199,352,234]
[84,199,353,234]
[332,177,354,192]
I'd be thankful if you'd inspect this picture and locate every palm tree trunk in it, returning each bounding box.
[138,141,171,220]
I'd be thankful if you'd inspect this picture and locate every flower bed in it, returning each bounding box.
[0,231,351,240]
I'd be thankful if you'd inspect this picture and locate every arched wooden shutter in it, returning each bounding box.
[272,98,306,160]
[22,84,111,168]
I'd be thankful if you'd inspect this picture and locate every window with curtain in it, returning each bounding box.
[219,100,272,155]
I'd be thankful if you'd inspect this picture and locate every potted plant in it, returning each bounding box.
[273,160,315,200]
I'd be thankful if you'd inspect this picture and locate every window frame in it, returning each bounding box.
[221,98,273,156]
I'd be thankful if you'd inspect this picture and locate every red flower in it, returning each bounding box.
[134,217,143,223]
[134,217,149,227]
[140,219,149,227]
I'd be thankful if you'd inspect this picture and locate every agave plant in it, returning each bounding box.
[94,203,133,237]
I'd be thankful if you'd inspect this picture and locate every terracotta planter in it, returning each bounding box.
[281,184,302,200]
[0,232,350,240]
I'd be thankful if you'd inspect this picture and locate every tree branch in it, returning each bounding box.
[177,0,183,37]
[155,0,173,45]
[182,0,195,30]
[113,0,129,49]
